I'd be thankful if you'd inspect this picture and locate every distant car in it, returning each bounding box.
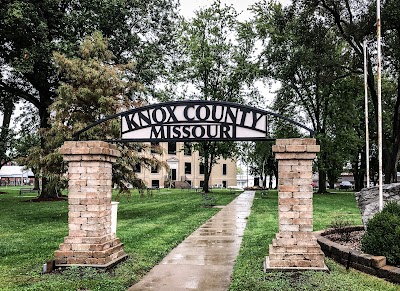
[339,181,353,189]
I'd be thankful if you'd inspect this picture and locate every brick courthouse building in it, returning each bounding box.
[136,142,237,189]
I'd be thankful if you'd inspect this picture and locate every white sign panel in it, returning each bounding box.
[121,101,268,141]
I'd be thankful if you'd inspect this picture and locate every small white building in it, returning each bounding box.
[0,166,35,186]
[236,173,276,189]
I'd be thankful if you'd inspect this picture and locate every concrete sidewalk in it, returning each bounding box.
[129,191,255,291]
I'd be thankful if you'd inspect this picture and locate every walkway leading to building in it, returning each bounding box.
[129,191,255,291]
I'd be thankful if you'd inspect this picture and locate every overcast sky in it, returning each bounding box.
[180,0,290,21]
[180,0,256,20]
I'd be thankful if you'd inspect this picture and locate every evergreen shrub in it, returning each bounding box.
[361,201,400,266]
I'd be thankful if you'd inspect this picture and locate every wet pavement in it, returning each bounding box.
[129,191,255,291]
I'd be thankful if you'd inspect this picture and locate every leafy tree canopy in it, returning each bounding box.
[252,0,365,191]
[175,0,260,192]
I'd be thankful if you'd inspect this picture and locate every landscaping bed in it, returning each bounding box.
[323,227,364,251]
[315,226,400,284]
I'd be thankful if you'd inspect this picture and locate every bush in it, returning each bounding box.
[328,216,352,242]
[361,201,400,266]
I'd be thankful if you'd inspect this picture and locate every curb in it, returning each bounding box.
[314,226,400,284]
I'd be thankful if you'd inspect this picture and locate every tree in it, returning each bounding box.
[247,141,276,188]
[35,32,163,197]
[294,0,400,183]
[0,0,179,197]
[0,90,18,167]
[252,1,363,192]
[176,0,259,192]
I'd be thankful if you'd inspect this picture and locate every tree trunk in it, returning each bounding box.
[1,99,13,128]
[317,140,327,193]
[384,151,399,184]
[384,78,400,183]
[351,149,365,192]
[353,161,361,191]
[203,164,210,193]
[0,98,14,166]
[33,176,40,190]
[37,92,58,198]
[318,169,327,193]
[356,150,366,191]
[327,169,336,189]
[202,142,210,193]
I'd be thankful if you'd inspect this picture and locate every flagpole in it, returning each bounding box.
[363,40,370,189]
[377,0,383,210]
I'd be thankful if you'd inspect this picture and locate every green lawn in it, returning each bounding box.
[229,190,400,291]
[0,187,238,290]
[0,187,398,290]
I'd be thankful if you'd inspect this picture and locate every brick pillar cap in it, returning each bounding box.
[275,138,316,146]
[273,139,319,154]
[59,141,121,158]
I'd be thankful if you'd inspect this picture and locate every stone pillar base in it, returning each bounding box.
[54,234,127,267]
[264,232,328,271]
[264,257,328,272]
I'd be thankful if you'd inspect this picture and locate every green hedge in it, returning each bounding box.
[362,201,400,266]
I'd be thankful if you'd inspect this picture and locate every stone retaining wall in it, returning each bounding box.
[314,227,400,284]
[355,184,400,228]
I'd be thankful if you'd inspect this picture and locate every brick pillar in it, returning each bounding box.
[264,138,327,271]
[54,141,127,267]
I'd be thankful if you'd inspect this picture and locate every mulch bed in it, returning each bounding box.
[324,230,365,252]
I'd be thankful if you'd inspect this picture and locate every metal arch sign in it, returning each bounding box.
[73,100,315,142]
[122,101,268,141]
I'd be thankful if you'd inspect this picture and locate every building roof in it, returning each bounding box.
[0,166,34,178]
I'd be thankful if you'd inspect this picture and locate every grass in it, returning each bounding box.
[229,190,400,291]
[1,187,399,290]
[0,186,239,290]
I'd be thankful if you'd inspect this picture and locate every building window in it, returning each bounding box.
[151,142,159,154]
[151,165,159,173]
[185,162,191,174]
[199,163,205,175]
[168,142,176,155]
[151,180,160,188]
[184,142,192,155]
[200,180,204,187]
[222,164,227,175]
[222,180,227,188]
[133,163,141,173]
